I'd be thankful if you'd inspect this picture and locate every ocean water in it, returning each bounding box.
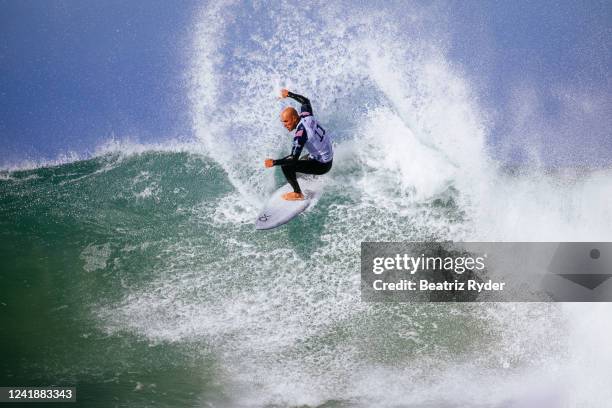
[2,1,612,407]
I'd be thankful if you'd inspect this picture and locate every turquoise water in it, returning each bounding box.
[1,150,589,407]
[0,153,229,406]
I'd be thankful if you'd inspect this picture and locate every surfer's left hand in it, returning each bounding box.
[264,158,274,168]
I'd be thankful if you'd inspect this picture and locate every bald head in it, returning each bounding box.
[280,107,300,131]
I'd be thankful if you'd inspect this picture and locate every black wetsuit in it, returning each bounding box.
[271,92,333,194]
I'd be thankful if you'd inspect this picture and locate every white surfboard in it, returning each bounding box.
[255,176,322,230]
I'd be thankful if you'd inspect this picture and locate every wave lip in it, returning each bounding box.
[0,138,207,173]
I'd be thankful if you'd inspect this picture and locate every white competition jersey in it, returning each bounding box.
[299,115,333,163]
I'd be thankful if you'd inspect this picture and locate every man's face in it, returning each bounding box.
[281,110,299,131]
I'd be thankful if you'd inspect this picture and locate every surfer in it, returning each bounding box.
[264,89,333,201]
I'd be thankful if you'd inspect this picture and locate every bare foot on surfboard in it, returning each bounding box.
[282,192,304,201]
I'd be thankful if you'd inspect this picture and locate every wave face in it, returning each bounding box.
[2,1,612,407]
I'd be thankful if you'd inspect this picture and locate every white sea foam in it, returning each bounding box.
[80,243,112,273]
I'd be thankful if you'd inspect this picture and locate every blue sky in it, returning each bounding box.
[447,0,611,166]
[1,0,195,165]
[1,1,610,167]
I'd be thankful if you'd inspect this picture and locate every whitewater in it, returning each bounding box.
[1,1,612,407]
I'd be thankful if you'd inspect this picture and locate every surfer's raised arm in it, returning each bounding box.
[280,88,313,116]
